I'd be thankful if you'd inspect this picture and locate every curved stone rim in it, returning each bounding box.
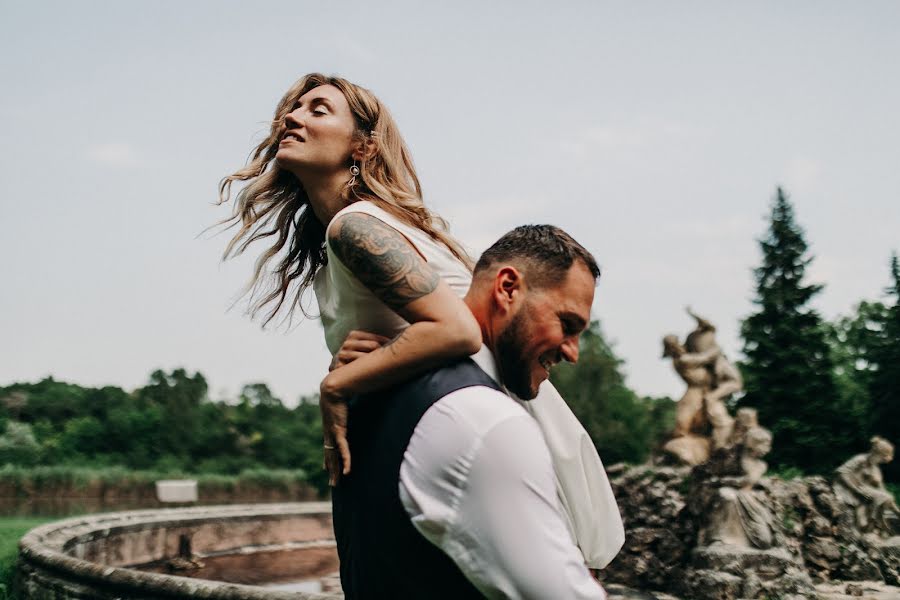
[18,502,341,600]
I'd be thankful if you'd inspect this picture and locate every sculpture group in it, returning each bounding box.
[633,309,900,598]
[661,307,743,466]
[661,309,898,546]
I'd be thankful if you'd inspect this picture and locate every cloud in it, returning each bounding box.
[558,119,705,161]
[782,157,822,195]
[657,215,756,242]
[442,193,558,255]
[85,143,143,168]
[334,33,377,65]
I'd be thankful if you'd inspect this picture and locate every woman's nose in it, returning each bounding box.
[284,109,303,129]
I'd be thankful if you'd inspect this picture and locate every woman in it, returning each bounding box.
[835,436,899,534]
[218,73,624,569]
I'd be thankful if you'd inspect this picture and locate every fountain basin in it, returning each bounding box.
[17,502,341,599]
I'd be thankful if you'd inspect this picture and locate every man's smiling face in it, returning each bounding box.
[496,260,594,399]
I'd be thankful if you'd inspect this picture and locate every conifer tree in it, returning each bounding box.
[739,188,852,472]
[869,253,900,481]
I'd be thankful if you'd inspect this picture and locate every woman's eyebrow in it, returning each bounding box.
[309,96,333,109]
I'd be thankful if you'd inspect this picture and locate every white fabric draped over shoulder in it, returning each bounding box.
[313,200,625,568]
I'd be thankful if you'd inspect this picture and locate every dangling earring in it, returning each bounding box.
[348,161,360,187]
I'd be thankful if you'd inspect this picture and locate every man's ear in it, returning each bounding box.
[492,266,524,315]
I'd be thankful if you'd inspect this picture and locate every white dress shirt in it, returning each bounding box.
[398,346,607,599]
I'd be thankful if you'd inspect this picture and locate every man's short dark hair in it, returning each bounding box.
[473,225,600,288]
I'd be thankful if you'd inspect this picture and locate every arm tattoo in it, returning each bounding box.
[329,213,440,310]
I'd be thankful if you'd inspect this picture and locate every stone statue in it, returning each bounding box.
[685,308,741,449]
[699,412,776,549]
[661,308,743,465]
[834,436,899,536]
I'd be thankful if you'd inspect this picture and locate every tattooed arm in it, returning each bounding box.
[319,212,482,481]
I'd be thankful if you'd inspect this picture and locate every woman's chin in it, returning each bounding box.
[274,150,293,168]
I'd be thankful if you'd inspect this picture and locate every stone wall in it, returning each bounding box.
[602,464,900,599]
[17,503,341,599]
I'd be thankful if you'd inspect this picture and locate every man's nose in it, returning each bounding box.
[561,338,579,364]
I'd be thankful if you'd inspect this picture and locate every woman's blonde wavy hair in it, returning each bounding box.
[217,73,471,326]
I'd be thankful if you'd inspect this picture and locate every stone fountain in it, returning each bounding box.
[599,310,900,599]
[17,502,341,599]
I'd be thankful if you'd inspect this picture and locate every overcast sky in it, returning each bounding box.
[2,1,898,405]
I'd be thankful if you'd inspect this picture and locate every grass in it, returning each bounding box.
[769,465,806,481]
[0,517,51,600]
[0,464,164,496]
[0,464,310,496]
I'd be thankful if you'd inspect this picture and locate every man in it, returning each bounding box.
[333,225,608,599]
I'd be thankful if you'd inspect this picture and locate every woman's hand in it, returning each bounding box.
[330,330,391,371]
[320,382,351,486]
[322,330,388,485]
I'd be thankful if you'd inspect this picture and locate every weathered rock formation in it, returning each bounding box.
[602,459,900,599]
[682,414,815,599]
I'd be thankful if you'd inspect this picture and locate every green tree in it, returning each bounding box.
[551,320,670,464]
[739,188,853,472]
[5,377,88,427]
[869,253,900,481]
[240,383,282,408]
[826,301,887,408]
[103,404,165,468]
[825,300,886,445]
[0,421,41,466]
[136,369,208,461]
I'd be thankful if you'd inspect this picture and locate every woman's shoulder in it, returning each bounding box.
[327,200,447,254]
[328,200,395,233]
[326,199,472,292]
[326,201,423,253]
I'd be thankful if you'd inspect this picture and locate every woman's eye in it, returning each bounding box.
[313,108,328,116]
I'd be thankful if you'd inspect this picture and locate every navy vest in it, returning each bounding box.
[332,358,503,599]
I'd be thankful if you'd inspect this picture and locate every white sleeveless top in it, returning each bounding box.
[313,200,473,356]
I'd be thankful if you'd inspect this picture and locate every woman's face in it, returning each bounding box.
[276,84,358,177]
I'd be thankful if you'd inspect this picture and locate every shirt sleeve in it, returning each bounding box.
[399,389,606,600]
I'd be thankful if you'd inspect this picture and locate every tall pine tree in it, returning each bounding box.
[869,253,900,481]
[740,188,853,473]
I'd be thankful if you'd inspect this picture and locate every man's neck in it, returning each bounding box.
[464,293,497,354]
[464,294,509,394]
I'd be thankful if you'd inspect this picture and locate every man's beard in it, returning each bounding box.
[495,306,538,400]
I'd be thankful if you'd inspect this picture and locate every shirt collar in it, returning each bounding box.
[470,344,510,396]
